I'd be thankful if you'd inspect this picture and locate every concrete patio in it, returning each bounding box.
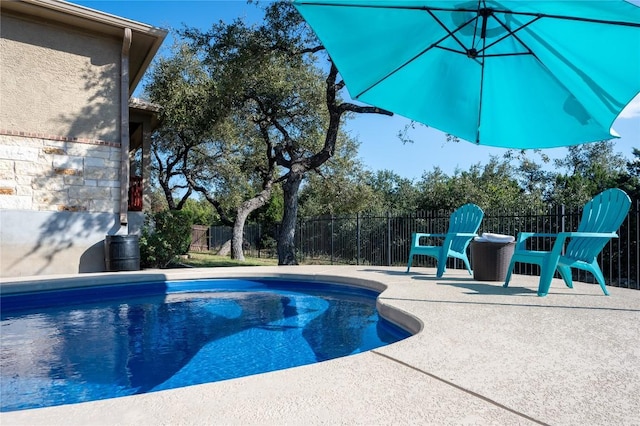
[1,265,639,425]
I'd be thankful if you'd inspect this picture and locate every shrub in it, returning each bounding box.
[140,210,193,268]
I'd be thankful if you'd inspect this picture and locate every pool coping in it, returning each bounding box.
[2,265,639,425]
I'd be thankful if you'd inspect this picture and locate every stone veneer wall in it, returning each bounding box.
[0,133,133,277]
[0,133,121,213]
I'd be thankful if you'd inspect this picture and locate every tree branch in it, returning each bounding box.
[184,172,235,227]
[339,104,394,116]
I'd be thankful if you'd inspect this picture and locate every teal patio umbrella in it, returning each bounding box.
[293,0,640,148]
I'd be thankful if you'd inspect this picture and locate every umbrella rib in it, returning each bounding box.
[435,46,482,65]
[470,0,485,51]
[354,45,435,99]
[502,10,640,28]
[426,9,477,54]
[478,15,541,56]
[353,15,477,99]
[482,52,533,58]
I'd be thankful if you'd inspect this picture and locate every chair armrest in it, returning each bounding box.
[413,232,477,240]
[514,231,619,254]
[561,232,618,238]
[517,231,618,242]
[518,232,618,239]
[413,233,446,238]
[516,232,555,240]
[512,232,570,257]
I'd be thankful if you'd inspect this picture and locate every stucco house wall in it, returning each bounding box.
[1,13,121,141]
[0,1,166,278]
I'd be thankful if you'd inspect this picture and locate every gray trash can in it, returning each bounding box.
[470,240,515,281]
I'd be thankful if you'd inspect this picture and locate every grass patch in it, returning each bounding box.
[181,252,279,268]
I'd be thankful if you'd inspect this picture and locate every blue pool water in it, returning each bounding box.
[0,278,410,412]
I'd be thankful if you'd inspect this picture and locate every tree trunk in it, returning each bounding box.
[231,187,273,261]
[278,172,303,265]
[231,210,249,261]
[216,239,231,256]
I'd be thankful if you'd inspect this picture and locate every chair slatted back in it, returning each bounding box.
[565,188,631,262]
[448,204,484,253]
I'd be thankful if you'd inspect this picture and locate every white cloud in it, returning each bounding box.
[618,94,640,120]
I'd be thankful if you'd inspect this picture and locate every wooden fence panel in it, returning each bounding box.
[190,225,209,252]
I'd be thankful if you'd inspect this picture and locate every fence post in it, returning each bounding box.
[296,221,301,263]
[387,211,392,266]
[331,215,334,265]
[356,212,361,266]
[627,200,640,290]
[561,204,565,256]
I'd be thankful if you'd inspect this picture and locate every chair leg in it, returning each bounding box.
[436,261,446,278]
[537,258,560,297]
[503,259,516,288]
[406,252,414,273]
[462,256,472,275]
[589,260,610,296]
[557,265,573,289]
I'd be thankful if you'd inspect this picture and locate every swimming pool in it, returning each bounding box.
[0,278,411,412]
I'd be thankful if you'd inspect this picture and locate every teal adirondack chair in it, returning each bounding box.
[406,203,484,277]
[504,188,631,296]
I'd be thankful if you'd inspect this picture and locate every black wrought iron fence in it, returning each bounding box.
[206,224,266,257]
[204,200,639,290]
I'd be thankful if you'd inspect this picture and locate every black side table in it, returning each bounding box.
[470,240,516,281]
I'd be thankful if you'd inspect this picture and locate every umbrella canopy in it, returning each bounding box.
[293,0,640,148]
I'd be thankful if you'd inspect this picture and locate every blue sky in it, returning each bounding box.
[73,0,640,180]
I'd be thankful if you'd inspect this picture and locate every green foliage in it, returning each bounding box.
[415,157,531,212]
[251,186,284,224]
[139,210,194,268]
[147,188,169,213]
[258,235,278,253]
[299,171,375,217]
[144,42,226,210]
[365,169,420,213]
[550,141,626,206]
[614,147,640,201]
[181,198,219,225]
[147,8,330,230]
[298,133,381,216]
[503,149,552,200]
[296,140,636,218]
